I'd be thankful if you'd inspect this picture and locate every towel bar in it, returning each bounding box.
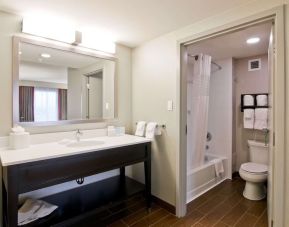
[135,122,166,129]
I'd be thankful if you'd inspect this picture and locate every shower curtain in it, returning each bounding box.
[187,54,212,170]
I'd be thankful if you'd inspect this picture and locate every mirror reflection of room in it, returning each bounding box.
[18,43,115,123]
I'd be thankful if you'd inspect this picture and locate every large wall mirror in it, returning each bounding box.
[13,37,116,126]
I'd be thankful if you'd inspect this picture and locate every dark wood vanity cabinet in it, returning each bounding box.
[2,142,151,227]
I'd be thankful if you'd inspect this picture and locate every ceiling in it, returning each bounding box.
[0,0,262,47]
[20,43,100,68]
[19,43,104,83]
[20,61,68,84]
[187,22,272,60]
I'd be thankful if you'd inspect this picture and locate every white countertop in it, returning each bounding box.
[0,135,151,166]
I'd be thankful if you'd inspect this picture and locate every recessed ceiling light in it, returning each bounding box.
[246,37,260,44]
[41,53,51,58]
[19,51,22,55]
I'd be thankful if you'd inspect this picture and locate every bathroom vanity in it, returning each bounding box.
[1,135,151,227]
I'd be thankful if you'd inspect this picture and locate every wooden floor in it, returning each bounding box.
[108,177,268,227]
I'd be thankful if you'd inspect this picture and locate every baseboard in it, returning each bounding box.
[232,171,240,178]
[152,195,176,214]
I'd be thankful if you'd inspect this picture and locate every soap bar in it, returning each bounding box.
[9,132,30,149]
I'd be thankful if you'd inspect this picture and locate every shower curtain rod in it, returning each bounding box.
[187,54,222,71]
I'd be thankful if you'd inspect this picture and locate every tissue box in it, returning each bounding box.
[9,132,30,149]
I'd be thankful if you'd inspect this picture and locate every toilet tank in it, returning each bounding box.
[248,140,269,164]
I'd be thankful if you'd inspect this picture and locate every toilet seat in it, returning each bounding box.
[241,162,268,175]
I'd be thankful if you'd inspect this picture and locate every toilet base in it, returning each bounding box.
[243,181,266,200]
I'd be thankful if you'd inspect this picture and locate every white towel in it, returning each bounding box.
[243,95,254,106]
[145,122,158,139]
[18,199,58,226]
[254,108,268,130]
[135,121,146,137]
[256,95,268,106]
[211,159,224,177]
[243,109,254,129]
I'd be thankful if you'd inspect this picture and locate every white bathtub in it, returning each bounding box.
[187,153,228,203]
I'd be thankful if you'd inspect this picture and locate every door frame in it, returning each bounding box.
[176,6,285,227]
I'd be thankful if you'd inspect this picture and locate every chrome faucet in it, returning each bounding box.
[75,129,83,142]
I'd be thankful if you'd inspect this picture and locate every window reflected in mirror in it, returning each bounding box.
[17,42,115,123]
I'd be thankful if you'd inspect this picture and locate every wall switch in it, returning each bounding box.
[167,100,173,111]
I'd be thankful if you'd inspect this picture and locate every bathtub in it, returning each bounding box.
[187,153,228,203]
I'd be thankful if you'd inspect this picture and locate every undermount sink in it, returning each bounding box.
[66,140,105,148]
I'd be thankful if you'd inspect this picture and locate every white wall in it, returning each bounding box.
[67,68,82,120]
[67,60,115,120]
[0,11,21,136]
[132,0,286,208]
[88,75,103,119]
[207,58,233,178]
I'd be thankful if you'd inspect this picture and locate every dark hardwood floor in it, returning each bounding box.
[107,177,268,227]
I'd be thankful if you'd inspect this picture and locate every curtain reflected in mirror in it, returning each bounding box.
[19,86,67,122]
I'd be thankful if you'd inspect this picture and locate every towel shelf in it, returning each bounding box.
[240,93,269,112]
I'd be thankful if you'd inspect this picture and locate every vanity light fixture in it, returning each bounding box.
[22,15,116,54]
[22,15,76,44]
[40,53,51,58]
[246,37,260,44]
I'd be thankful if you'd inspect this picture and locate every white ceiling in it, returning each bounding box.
[0,0,261,47]
[20,43,100,68]
[19,43,104,84]
[187,22,272,60]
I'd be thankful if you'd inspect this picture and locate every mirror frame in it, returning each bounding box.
[13,35,118,126]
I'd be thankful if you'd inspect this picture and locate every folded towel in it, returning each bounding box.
[254,108,268,130]
[135,121,146,137]
[211,159,224,177]
[18,199,58,226]
[243,95,254,106]
[243,109,254,129]
[145,122,158,139]
[256,95,268,106]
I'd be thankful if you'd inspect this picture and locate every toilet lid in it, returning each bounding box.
[241,162,268,174]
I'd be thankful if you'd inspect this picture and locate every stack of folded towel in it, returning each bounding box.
[243,109,268,130]
[254,108,268,130]
[256,95,268,106]
[243,109,255,129]
[243,94,268,130]
[243,95,254,106]
[18,199,58,225]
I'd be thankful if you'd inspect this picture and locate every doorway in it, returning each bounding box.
[178,8,285,227]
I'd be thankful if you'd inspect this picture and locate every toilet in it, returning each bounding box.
[239,140,269,200]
